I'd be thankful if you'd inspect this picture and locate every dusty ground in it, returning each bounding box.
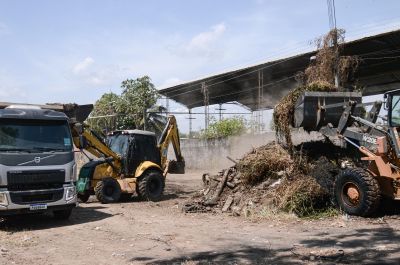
[1,172,400,265]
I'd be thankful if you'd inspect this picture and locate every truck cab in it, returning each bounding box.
[0,105,77,219]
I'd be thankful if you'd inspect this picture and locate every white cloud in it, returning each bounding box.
[170,22,227,59]
[186,23,226,51]
[72,57,94,74]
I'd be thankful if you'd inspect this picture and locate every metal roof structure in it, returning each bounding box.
[159,29,400,111]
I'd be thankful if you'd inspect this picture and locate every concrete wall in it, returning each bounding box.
[177,131,323,172]
[178,133,275,171]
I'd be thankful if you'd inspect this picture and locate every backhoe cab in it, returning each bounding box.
[75,115,185,204]
[293,89,400,216]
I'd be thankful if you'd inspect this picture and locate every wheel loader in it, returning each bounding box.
[73,115,185,203]
[293,89,400,216]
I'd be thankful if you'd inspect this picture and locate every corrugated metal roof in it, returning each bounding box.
[159,29,400,111]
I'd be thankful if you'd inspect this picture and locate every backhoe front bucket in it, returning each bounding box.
[294,91,363,131]
[167,160,185,174]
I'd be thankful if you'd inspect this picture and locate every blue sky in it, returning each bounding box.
[0,0,399,132]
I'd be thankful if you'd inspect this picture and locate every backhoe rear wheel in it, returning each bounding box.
[94,177,121,204]
[334,168,381,217]
[137,170,165,201]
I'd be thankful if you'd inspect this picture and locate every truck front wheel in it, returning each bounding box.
[334,168,381,216]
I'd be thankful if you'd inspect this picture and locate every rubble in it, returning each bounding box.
[183,141,349,217]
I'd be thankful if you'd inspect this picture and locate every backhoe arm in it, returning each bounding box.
[71,124,121,162]
[158,115,185,174]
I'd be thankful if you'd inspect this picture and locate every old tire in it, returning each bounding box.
[334,168,381,216]
[53,209,72,220]
[77,192,90,203]
[94,177,121,204]
[137,170,165,201]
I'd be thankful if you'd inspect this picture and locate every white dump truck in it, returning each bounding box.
[0,102,92,219]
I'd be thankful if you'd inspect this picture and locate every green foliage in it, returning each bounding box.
[118,76,160,129]
[201,116,246,139]
[90,76,166,135]
[89,92,121,133]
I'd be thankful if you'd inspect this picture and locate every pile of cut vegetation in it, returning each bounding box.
[182,141,358,217]
[182,29,361,218]
[273,81,336,149]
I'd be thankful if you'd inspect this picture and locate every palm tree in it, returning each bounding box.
[142,105,168,137]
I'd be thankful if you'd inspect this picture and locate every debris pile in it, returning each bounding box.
[182,141,348,217]
[182,29,362,218]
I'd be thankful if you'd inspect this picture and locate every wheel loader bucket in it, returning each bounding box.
[294,91,363,131]
[167,160,185,174]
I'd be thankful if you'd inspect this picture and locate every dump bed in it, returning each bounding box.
[293,91,363,131]
[0,102,93,123]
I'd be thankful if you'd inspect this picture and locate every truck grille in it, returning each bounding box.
[7,170,65,191]
[9,188,64,205]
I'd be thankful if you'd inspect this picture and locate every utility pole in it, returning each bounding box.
[186,109,196,138]
[201,82,209,130]
[327,0,339,87]
[215,104,225,121]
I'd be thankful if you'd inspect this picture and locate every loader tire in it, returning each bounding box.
[94,177,121,204]
[77,192,90,203]
[334,168,381,217]
[137,170,165,201]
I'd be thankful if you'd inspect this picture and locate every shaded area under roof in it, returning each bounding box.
[159,29,400,111]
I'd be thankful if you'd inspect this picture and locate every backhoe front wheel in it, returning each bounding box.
[77,192,90,203]
[137,170,165,201]
[334,168,381,217]
[94,177,121,204]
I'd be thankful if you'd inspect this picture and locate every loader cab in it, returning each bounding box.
[107,130,161,175]
[385,89,400,127]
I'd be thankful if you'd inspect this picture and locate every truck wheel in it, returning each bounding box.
[78,192,90,203]
[94,177,121,204]
[53,209,72,220]
[334,168,381,216]
[137,170,165,201]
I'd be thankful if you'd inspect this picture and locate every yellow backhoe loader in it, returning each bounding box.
[73,115,185,203]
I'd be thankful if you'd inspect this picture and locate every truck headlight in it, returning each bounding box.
[0,192,8,206]
[65,186,76,201]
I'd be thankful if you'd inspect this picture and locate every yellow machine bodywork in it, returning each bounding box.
[71,114,183,195]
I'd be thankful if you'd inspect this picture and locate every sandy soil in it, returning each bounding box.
[1,172,400,265]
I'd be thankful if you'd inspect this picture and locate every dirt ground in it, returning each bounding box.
[1,172,400,265]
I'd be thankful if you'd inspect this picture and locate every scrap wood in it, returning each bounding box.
[204,169,230,206]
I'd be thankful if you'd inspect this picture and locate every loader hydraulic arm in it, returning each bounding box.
[71,124,121,162]
[157,115,185,174]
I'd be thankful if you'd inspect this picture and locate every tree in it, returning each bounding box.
[90,76,167,135]
[118,76,160,130]
[201,116,246,139]
[89,92,120,134]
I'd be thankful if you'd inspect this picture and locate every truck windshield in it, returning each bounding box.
[0,119,72,152]
[108,134,129,155]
